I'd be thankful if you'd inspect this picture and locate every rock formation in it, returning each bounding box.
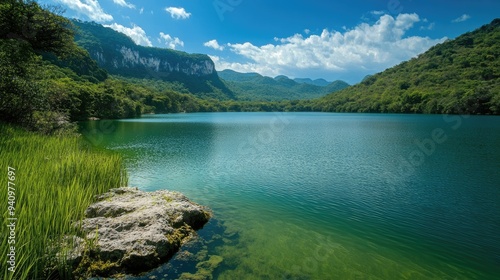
[65,187,211,277]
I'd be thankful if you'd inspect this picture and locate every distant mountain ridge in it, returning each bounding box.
[218,69,349,100]
[294,78,331,87]
[72,20,234,99]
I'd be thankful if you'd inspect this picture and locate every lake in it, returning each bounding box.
[80,112,500,279]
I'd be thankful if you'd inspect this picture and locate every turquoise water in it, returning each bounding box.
[80,113,500,279]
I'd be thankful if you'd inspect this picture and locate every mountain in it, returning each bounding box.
[72,20,234,99]
[217,70,262,82]
[274,75,297,87]
[294,78,330,87]
[314,18,500,114]
[324,80,352,94]
[218,70,349,101]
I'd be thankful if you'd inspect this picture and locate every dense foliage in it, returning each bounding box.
[0,0,73,55]
[0,0,73,128]
[312,19,500,114]
[218,69,349,101]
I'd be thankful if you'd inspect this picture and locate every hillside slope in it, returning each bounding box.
[72,20,234,99]
[314,18,500,114]
[219,69,349,101]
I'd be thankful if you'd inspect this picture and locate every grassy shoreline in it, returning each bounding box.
[0,123,127,279]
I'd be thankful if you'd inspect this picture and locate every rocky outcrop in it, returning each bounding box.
[111,46,215,76]
[66,187,211,277]
[73,21,216,78]
[89,44,216,80]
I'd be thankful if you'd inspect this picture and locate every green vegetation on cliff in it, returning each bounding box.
[312,19,500,114]
[72,20,235,99]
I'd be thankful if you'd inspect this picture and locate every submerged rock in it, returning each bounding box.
[178,255,224,280]
[68,187,211,277]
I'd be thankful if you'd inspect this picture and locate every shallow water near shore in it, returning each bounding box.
[80,112,500,279]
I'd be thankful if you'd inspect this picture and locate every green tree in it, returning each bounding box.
[0,0,80,130]
[0,0,74,56]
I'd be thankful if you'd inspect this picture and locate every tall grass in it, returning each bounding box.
[0,123,127,279]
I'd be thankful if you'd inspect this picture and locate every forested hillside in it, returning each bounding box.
[312,19,500,114]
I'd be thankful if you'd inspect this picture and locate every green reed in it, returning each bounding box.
[0,124,127,279]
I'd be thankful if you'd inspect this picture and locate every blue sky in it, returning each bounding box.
[38,0,499,83]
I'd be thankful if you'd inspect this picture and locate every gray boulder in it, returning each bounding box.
[67,187,211,277]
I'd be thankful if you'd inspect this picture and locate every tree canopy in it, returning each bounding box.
[0,0,74,55]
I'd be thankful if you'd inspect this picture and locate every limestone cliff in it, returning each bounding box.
[72,20,233,98]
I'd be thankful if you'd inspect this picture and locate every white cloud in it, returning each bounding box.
[165,7,191,19]
[55,0,113,22]
[452,14,471,23]
[139,7,144,14]
[214,13,446,82]
[204,39,224,51]
[420,22,435,30]
[159,32,184,49]
[209,55,282,78]
[112,0,135,9]
[104,23,152,47]
[304,29,310,34]
[361,10,385,22]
